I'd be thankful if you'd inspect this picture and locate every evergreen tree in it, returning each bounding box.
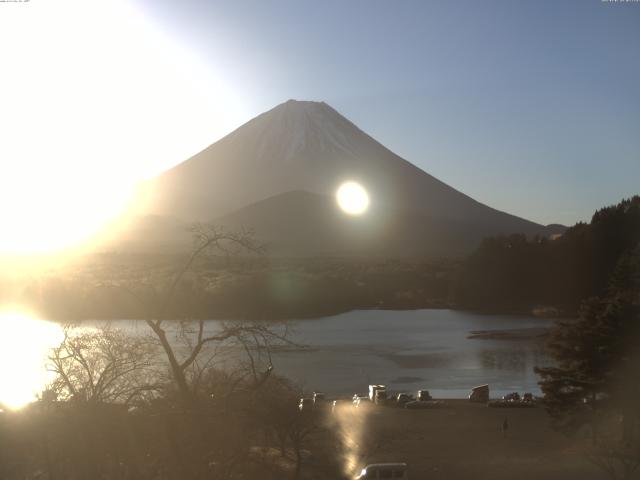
[453,196,640,313]
[535,246,640,478]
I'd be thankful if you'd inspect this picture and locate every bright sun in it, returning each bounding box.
[0,0,246,255]
[336,181,370,215]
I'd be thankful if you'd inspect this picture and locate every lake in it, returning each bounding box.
[264,309,551,398]
[108,308,552,399]
[0,309,552,408]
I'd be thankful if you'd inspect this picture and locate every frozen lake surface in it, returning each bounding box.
[85,309,552,400]
[266,309,551,398]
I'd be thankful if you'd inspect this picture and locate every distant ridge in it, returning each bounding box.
[214,190,563,258]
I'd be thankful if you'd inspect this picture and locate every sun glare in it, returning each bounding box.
[0,311,64,410]
[336,181,370,215]
[0,0,247,255]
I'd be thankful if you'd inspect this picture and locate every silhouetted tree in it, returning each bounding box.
[536,246,640,479]
[99,224,292,405]
[48,324,160,404]
[90,224,297,480]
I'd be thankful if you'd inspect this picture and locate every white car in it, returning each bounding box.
[298,398,313,412]
[353,395,370,408]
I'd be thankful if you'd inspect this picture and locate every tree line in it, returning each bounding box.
[452,196,640,314]
[15,256,451,322]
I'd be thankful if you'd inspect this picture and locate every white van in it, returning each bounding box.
[355,463,408,479]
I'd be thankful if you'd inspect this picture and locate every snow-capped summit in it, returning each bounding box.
[223,99,362,165]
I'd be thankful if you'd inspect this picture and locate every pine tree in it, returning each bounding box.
[535,246,640,478]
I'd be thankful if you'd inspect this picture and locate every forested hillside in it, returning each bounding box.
[453,196,640,314]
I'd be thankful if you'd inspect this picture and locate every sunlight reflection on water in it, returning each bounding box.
[0,310,64,409]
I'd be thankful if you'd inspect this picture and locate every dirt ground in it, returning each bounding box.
[304,400,604,480]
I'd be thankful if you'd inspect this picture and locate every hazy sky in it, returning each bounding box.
[136,0,639,225]
[1,0,638,253]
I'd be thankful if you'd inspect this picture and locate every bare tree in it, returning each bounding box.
[47,324,160,405]
[102,224,291,405]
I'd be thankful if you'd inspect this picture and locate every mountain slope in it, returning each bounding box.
[129,99,563,256]
[214,190,562,258]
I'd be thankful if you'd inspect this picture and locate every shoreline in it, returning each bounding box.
[64,305,569,325]
[466,326,550,341]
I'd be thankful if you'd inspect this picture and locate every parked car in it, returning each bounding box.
[355,462,408,479]
[502,392,521,402]
[396,393,413,406]
[374,389,388,405]
[313,391,327,407]
[368,384,387,404]
[353,396,370,408]
[298,398,313,412]
[469,384,490,403]
[417,390,432,401]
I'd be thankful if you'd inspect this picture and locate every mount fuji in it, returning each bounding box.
[122,100,562,257]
